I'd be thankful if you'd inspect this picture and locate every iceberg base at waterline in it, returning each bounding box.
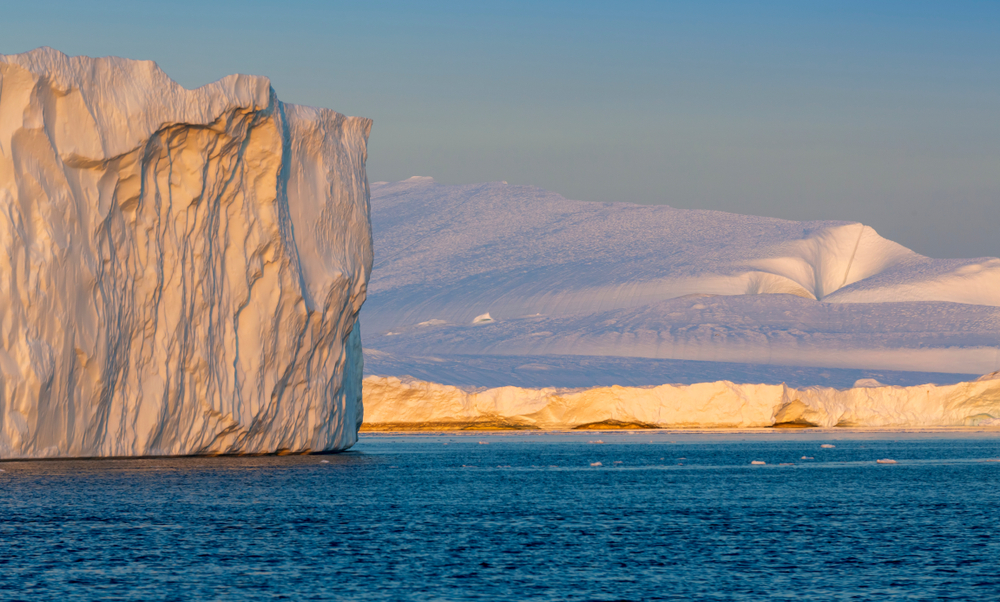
[361,372,1000,431]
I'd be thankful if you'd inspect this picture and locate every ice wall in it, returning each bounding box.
[0,49,373,458]
[362,374,1000,430]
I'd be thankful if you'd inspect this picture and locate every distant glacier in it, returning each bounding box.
[361,177,1000,429]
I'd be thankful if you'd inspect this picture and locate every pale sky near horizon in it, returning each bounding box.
[2,1,998,259]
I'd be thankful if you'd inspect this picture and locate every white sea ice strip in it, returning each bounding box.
[362,349,983,389]
[362,375,1000,429]
[0,48,372,458]
[366,295,1000,376]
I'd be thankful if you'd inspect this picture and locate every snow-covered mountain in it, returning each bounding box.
[362,177,1000,385]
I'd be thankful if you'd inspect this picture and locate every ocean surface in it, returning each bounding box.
[2,431,999,601]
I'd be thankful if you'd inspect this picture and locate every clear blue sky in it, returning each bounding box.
[3,0,998,258]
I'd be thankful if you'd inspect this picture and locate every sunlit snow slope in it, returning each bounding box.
[363,178,1000,389]
[0,49,372,458]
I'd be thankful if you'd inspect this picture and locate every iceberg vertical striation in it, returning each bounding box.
[0,48,373,458]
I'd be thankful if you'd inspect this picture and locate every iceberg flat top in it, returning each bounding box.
[0,47,277,160]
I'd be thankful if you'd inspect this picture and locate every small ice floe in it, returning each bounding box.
[473,312,494,324]
[589,440,604,444]
[320,460,330,464]
[751,460,766,465]
[876,459,897,464]
[590,462,603,467]
[801,456,814,460]
[677,457,686,460]
[821,444,836,448]
[478,441,489,445]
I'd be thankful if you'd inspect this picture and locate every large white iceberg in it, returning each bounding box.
[0,49,372,458]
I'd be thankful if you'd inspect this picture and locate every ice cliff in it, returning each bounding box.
[363,374,1000,430]
[0,48,372,458]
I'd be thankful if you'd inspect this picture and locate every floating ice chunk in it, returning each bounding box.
[821,444,836,448]
[320,460,330,464]
[473,313,495,324]
[590,462,603,467]
[478,441,489,445]
[751,460,766,465]
[589,440,604,444]
[801,456,814,460]
[876,459,897,464]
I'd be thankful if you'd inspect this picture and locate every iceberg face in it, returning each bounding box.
[0,49,372,458]
[362,375,1000,430]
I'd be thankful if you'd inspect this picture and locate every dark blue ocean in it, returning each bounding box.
[2,432,999,601]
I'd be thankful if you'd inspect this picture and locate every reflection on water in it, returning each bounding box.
[2,432,999,600]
